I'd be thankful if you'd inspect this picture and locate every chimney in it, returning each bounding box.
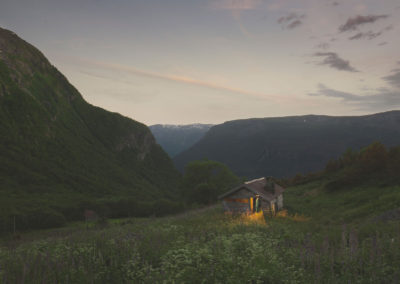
[264,177,275,194]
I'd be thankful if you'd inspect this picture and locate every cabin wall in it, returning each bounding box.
[258,199,274,215]
[223,200,250,213]
[223,188,252,213]
[221,186,284,214]
[277,194,283,209]
[228,188,254,199]
[260,199,273,211]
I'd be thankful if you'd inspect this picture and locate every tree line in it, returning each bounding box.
[282,141,400,190]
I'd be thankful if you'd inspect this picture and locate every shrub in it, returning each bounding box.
[17,208,66,230]
[357,142,388,174]
[152,199,182,216]
[181,160,240,205]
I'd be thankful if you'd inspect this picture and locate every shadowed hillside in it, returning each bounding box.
[0,27,180,231]
[174,112,400,178]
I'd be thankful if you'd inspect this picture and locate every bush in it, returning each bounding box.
[15,208,66,230]
[181,160,240,205]
[152,199,182,216]
[357,141,388,174]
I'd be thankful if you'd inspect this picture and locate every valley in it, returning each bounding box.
[149,123,213,157]
[1,171,399,283]
[173,112,400,178]
[0,26,399,283]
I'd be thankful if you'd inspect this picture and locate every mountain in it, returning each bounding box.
[173,112,400,178]
[0,27,180,229]
[149,124,213,157]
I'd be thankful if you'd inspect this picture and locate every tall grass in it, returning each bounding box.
[1,206,399,283]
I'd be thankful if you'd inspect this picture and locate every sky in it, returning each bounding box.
[1,0,400,125]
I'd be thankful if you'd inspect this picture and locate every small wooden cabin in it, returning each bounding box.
[218,177,284,214]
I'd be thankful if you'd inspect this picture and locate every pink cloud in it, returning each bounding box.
[210,0,261,11]
[69,57,290,102]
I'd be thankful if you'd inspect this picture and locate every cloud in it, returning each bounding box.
[210,0,261,10]
[309,84,400,110]
[348,25,393,40]
[102,88,158,103]
[313,52,358,72]
[287,20,302,29]
[70,57,286,102]
[349,31,381,40]
[332,2,339,6]
[278,13,305,29]
[210,0,262,38]
[309,84,360,100]
[383,69,400,89]
[339,14,389,32]
[315,42,330,50]
[378,42,388,46]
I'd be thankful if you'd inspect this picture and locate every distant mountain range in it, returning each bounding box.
[173,112,400,178]
[149,124,213,157]
[0,27,180,226]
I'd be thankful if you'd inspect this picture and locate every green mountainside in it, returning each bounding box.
[149,124,213,157]
[174,112,400,178]
[0,27,180,231]
[2,143,400,282]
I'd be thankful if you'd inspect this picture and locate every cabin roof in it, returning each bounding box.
[218,177,284,201]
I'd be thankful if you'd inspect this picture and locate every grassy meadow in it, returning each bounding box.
[1,178,400,283]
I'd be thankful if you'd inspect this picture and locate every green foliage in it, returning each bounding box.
[284,141,400,190]
[174,112,400,178]
[358,141,388,173]
[152,199,182,217]
[182,160,240,204]
[0,27,181,232]
[0,208,304,283]
[324,142,398,191]
[1,202,400,283]
[18,208,66,230]
[341,147,358,167]
[1,152,400,282]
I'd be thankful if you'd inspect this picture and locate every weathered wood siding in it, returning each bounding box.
[223,187,276,213]
[277,194,283,210]
[221,185,284,214]
[223,187,252,213]
[228,188,254,199]
[223,200,250,213]
[260,200,271,210]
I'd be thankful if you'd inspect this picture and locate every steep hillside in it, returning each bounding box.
[282,140,400,225]
[174,112,400,178]
[149,124,213,157]
[2,169,400,283]
[2,142,400,282]
[0,27,180,229]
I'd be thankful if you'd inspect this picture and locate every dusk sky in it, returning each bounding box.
[1,0,400,125]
